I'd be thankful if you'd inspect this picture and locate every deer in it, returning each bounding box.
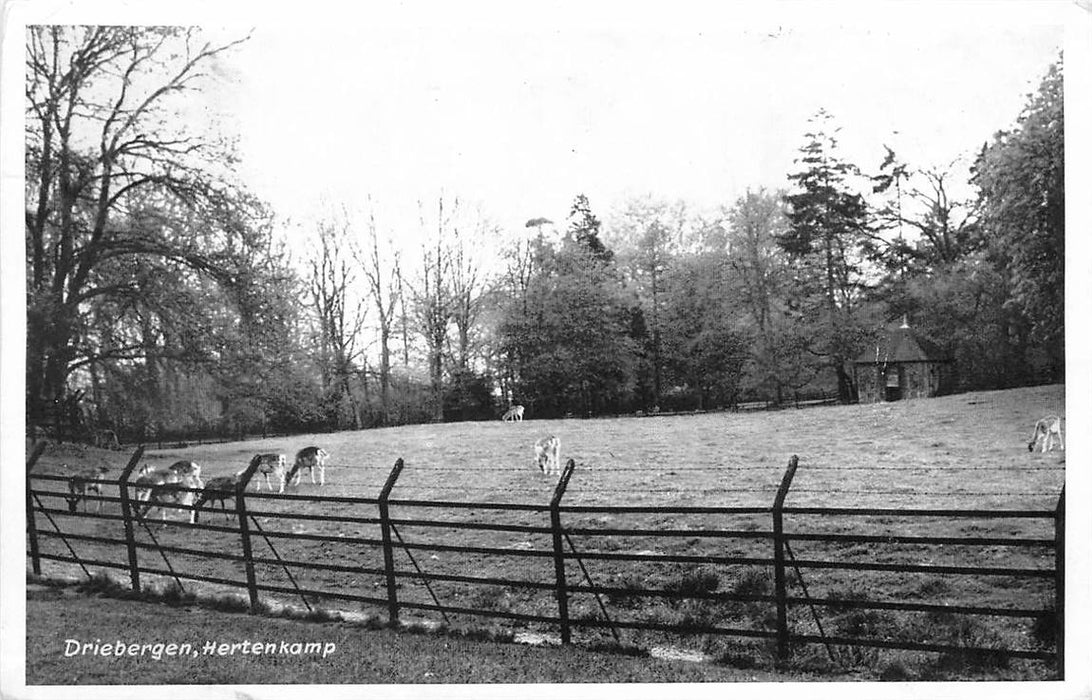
[65,465,110,513]
[138,472,204,524]
[1027,415,1064,453]
[251,453,288,493]
[286,446,328,486]
[502,405,525,422]
[534,435,561,476]
[193,475,242,522]
[167,460,202,479]
[131,460,201,502]
[132,464,178,503]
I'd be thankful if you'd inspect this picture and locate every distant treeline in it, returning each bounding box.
[25,28,1062,440]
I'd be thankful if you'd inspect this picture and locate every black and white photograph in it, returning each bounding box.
[2,1,1089,697]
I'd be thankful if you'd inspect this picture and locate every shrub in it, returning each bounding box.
[932,617,1011,672]
[466,585,513,612]
[880,659,913,680]
[204,592,251,613]
[730,568,772,598]
[77,571,143,601]
[607,575,646,609]
[156,580,196,607]
[824,585,898,671]
[665,567,720,598]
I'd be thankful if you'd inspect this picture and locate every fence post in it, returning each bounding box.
[25,442,48,576]
[235,454,263,612]
[550,458,577,644]
[772,454,800,662]
[118,445,146,592]
[378,458,406,628]
[1054,486,1065,680]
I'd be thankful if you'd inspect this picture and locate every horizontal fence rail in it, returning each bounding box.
[26,445,1064,677]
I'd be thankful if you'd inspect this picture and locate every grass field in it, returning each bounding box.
[27,384,1066,681]
[27,583,826,684]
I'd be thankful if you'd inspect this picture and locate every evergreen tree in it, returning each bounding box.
[779,110,872,403]
[568,193,613,263]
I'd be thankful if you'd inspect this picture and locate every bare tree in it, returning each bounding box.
[356,199,402,425]
[448,207,495,371]
[411,195,455,421]
[871,160,979,269]
[309,212,368,429]
[25,26,261,428]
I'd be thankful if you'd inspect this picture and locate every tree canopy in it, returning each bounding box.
[24,30,1063,439]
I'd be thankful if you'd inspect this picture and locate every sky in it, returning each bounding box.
[189,2,1069,238]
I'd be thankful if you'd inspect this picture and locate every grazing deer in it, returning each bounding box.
[1028,415,1064,453]
[252,453,288,493]
[138,472,204,524]
[286,446,328,486]
[65,465,110,513]
[193,475,241,522]
[534,435,561,476]
[502,405,525,422]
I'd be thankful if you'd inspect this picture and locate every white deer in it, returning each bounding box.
[1027,415,1064,453]
[287,446,329,486]
[534,435,561,476]
[502,405,525,422]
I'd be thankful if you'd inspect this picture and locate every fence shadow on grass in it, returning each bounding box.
[26,444,1064,677]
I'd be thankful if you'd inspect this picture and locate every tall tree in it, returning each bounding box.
[971,57,1064,380]
[604,196,696,409]
[569,193,612,263]
[870,152,979,274]
[726,188,813,404]
[659,252,749,410]
[309,212,367,429]
[411,195,455,422]
[779,110,872,402]
[447,207,494,371]
[24,26,285,433]
[358,199,402,425]
[494,218,551,404]
[500,196,638,417]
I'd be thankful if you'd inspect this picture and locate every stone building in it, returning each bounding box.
[854,320,954,403]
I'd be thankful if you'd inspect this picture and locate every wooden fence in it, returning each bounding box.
[25,443,1063,675]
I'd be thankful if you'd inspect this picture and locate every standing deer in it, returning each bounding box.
[534,435,561,476]
[65,465,110,513]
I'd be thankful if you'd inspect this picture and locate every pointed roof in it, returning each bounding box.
[854,321,951,364]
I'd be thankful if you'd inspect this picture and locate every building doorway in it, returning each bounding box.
[884,366,903,401]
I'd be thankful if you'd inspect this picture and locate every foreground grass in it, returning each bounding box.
[26,586,808,684]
